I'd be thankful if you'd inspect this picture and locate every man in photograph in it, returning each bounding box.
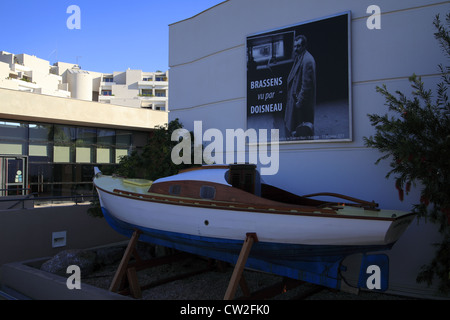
[284,35,316,139]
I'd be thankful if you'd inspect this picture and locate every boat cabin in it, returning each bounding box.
[148,164,263,203]
[148,164,328,208]
[147,164,378,210]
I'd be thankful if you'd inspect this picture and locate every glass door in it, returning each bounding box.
[0,156,28,196]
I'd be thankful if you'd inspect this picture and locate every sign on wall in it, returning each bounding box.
[247,12,352,143]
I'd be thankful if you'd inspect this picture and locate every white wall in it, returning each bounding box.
[169,0,447,206]
[67,70,93,101]
[0,87,168,131]
[169,0,449,298]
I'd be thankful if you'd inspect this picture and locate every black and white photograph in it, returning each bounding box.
[247,12,352,142]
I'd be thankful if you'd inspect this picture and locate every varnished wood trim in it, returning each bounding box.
[94,181,410,221]
[149,180,336,212]
[112,187,342,217]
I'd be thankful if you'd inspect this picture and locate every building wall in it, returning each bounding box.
[67,69,93,101]
[0,87,168,131]
[0,52,14,65]
[99,70,169,110]
[0,204,127,266]
[0,61,15,90]
[169,0,449,298]
[169,0,447,206]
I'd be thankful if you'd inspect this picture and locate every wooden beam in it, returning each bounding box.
[127,267,142,299]
[224,233,258,300]
[239,276,251,298]
[109,229,142,292]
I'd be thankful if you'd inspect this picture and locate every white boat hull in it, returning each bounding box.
[97,185,411,247]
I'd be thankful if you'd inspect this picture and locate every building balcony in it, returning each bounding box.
[99,95,114,102]
[137,95,167,101]
[138,80,168,88]
[53,89,71,98]
[11,63,32,73]
[100,81,116,87]
[12,78,39,90]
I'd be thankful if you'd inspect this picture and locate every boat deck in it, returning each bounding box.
[96,175,409,220]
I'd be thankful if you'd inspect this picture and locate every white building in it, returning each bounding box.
[168,0,449,298]
[99,69,169,111]
[0,51,71,98]
[0,51,169,111]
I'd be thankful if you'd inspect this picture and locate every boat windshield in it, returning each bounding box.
[226,165,261,196]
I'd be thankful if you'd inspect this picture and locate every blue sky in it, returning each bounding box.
[0,0,224,73]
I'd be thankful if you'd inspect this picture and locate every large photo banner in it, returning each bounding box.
[247,12,351,142]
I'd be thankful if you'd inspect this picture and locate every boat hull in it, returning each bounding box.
[96,184,413,247]
[100,204,395,289]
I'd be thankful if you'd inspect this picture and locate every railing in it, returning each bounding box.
[0,192,97,210]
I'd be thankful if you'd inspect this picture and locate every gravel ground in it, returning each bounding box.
[81,253,417,300]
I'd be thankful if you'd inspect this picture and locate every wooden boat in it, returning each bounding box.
[93,164,415,289]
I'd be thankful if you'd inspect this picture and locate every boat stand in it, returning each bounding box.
[109,230,354,300]
[109,229,209,299]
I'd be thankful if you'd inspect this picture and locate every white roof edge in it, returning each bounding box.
[154,168,231,186]
[169,1,228,26]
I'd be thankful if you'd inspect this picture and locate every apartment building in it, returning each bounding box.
[0,51,71,98]
[0,51,169,111]
[0,51,168,200]
[99,69,169,111]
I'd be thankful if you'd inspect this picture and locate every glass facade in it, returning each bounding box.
[0,120,150,200]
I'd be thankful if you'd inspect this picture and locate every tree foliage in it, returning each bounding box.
[364,13,450,294]
[115,118,199,181]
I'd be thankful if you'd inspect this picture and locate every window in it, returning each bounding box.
[115,130,132,163]
[169,185,181,195]
[141,89,152,96]
[97,129,114,163]
[53,125,75,163]
[0,121,27,155]
[104,77,113,83]
[200,186,216,200]
[75,127,96,163]
[102,90,112,96]
[155,90,166,97]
